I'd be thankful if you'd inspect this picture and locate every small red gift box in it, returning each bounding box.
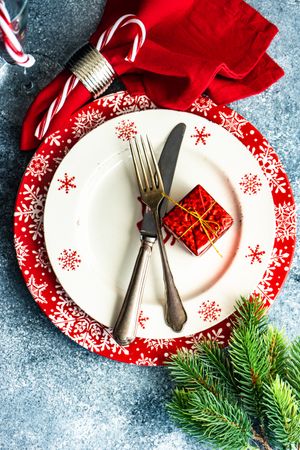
[163,185,233,256]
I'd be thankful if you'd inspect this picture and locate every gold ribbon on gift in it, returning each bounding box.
[162,192,223,257]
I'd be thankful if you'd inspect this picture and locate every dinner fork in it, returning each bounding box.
[128,135,187,332]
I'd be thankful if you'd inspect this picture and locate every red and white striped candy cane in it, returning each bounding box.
[35,14,146,140]
[0,0,35,68]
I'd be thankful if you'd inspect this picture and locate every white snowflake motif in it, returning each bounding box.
[274,202,296,241]
[143,338,175,351]
[138,310,149,329]
[245,245,265,264]
[54,283,74,306]
[239,173,262,195]
[53,146,71,167]
[72,109,105,139]
[26,154,52,181]
[254,141,286,193]
[14,184,46,241]
[136,95,156,111]
[185,327,225,349]
[14,236,29,267]
[45,131,62,147]
[32,246,52,272]
[72,318,105,353]
[269,247,290,268]
[27,274,48,304]
[219,110,247,139]
[97,327,129,355]
[191,126,211,146]
[101,92,133,114]
[58,249,81,271]
[115,119,137,141]
[198,300,221,322]
[190,96,214,116]
[49,304,102,351]
[136,353,158,366]
[50,289,105,350]
[57,173,76,194]
[256,273,275,300]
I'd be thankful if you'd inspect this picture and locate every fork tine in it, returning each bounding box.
[141,136,155,189]
[135,136,149,191]
[129,138,144,194]
[146,135,164,190]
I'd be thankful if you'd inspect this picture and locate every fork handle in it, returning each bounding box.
[112,236,155,346]
[154,211,187,332]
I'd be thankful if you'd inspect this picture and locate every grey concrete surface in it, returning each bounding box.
[0,0,299,449]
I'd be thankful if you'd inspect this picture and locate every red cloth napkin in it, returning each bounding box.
[21,0,284,150]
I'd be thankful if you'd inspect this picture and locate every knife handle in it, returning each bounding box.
[153,211,187,332]
[112,236,155,346]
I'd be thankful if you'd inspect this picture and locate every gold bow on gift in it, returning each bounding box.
[162,192,222,257]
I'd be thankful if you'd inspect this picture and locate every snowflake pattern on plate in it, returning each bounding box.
[57,173,76,194]
[14,91,295,366]
[45,131,62,147]
[274,202,296,241]
[14,236,29,267]
[72,109,105,139]
[136,354,158,366]
[32,247,52,272]
[198,300,221,322]
[184,327,225,349]
[27,275,48,304]
[115,119,137,141]
[14,184,46,241]
[218,110,247,139]
[143,338,176,351]
[191,125,211,145]
[190,96,215,116]
[239,173,262,195]
[26,154,52,181]
[58,249,81,271]
[253,141,287,194]
[245,245,265,264]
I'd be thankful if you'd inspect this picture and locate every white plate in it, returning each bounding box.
[44,109,275,339]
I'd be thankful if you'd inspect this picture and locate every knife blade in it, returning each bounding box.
[140,122,186,237]
[113,123,186,346]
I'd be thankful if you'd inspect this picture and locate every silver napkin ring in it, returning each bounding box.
[66,43,115,98]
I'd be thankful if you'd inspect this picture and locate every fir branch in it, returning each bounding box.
[264,326,288,380]
[166,296,300,450]
[197,340,238,401]
[263,376,300,448]
[286,338,300,401]
[251,429,273,450]
[229,323,270,418]
[233,296,268,332]
[167,386,252,450]
[166,349,220,395]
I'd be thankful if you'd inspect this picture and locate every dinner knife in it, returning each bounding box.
[113,123,186,346]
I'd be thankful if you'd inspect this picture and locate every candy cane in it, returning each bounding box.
[0,0,35,68]
[35,14,146,140]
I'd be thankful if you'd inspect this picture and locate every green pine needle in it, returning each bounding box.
[233,296,268,332]
[196,340,238,401]
[166,296,300,450]
[166,349,221,396]
[263,376,300,447]
[286,338,300,401]
[264,326,288,380]
[167,386,252,450]
[229,323,270,418]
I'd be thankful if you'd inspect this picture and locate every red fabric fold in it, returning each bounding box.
[20,0,284,150]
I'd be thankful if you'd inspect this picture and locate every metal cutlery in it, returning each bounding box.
[113,133,187,346]
[113,124,186,346]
